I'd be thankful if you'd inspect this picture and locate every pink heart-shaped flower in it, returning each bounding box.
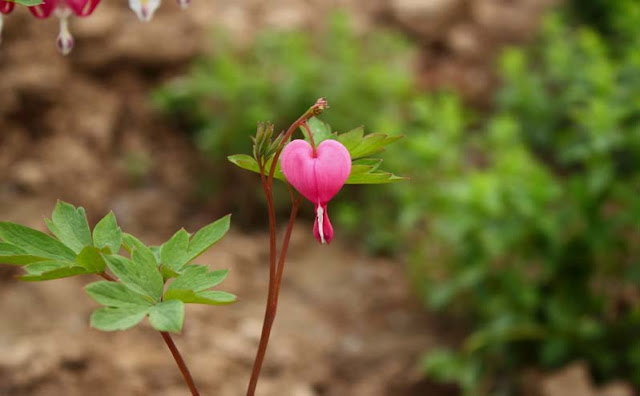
[280,139,351,244]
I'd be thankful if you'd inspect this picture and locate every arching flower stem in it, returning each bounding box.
[247,99,327,396]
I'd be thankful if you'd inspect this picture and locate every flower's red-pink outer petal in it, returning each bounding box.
[314,139,351,204]
[67,0,100,16]
[313,204,334,244]
[0,1,15,14]
[29,0,56,18]
[280,139,320,204]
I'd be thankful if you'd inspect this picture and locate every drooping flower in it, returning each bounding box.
[280,139,351,244]
[128,0,160,22]
[0,0,15,45]
[29,0,101,55]
[129,0,190,22]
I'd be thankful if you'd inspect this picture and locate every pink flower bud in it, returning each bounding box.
[280,139,351,244]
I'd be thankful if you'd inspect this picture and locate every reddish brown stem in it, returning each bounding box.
[246,184,302,396]
[247,99,326,396]
[160,332,200,396]
[96,273,200,396]
[98,272,116,282]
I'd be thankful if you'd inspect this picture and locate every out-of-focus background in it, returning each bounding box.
[1,0,639,395]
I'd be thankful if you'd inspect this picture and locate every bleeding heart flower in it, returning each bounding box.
[128,0,160,22]
[129,0,190,22]
[280,139,351,244]
[29,0,101,55]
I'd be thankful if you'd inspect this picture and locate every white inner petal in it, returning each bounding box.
[316,205,326,245]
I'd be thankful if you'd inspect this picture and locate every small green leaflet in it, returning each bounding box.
[104,254,163,302]
[302,117,334,144]
[90,306,150,332]
[148,300,185,333]
[167,265,228,292]
[0,242,48,265]
[21,260,88,282]
[227,154,285,181]
[86,281,154,308]
[159,215,231,274]
[46,201,93,254]
[164,289,237,306]
[75,246,107,273]
[0,222,76,261]
[93,212,122,254]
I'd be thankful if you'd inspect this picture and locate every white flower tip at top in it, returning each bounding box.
[176,0,190,10]
[129,0,161,22]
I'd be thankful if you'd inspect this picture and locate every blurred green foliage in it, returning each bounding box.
[154,8,640,394]
[416,13,640,395]
[153,13,412,161]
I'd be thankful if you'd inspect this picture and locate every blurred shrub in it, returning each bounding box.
[153,13,412,165]
[416,13,640,394]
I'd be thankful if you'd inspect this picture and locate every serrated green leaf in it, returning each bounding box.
[148,300,184,333]
[303,117,335,144]
[104,254,163,302]
[0,222,76,261]
[337,126,364,151]
[21,265,88,281]
[24,260,74,275]
[228,154,285,180]
[160,265,181,280]
[0,242,49,265]
[160,229,190,272]
[164,289,237,305]
[75,246,107,273]
[122,233,148,255]
[90,306,149,331]
[348,133,403,159]
[346,171,408,184]
[93,212,122,254]
[85,281,153,308]
[48,201,92,254]
[167,265,228,292]
[186,215,231,262]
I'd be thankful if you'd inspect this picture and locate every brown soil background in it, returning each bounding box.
[2,1,627,395]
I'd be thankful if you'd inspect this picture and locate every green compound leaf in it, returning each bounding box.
[336,126,403,160]
[167,265,228,292]
[186,214,231,263]
[85,281,153,308]
[148,300,184,333]
[160,228,190,273]
[0,222,76,261]
[302,117,334,144]
[47,201,92,254]
[0,242,49,265]
[93,212,122,254]
[104,254,163,302]
[122,233,148,255]
[90,306,150,332]
[164,289,237,306]
[21,260,88,282]
[75,246,107,273]
[227,154,286,181]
